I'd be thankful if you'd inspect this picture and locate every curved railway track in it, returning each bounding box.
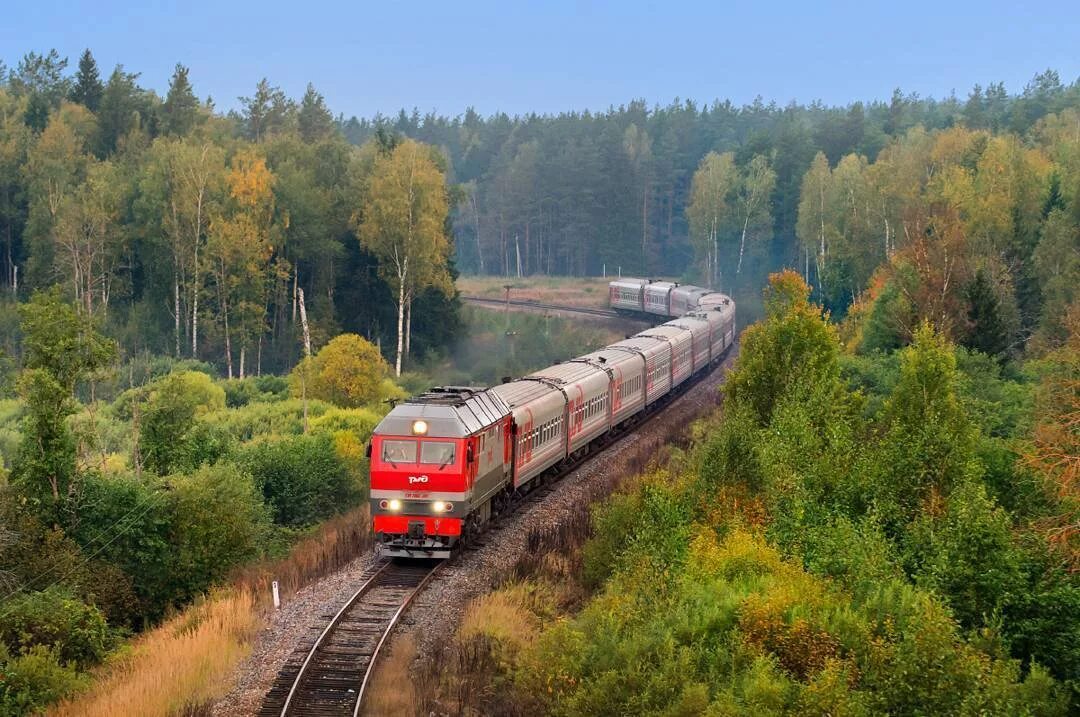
[259,560,442,716]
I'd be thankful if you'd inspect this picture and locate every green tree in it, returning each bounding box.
[963,269,1010,359]
[238,433,360,526]
[68,50,103,113]
[686,151,736,287]
[10,288,115,524]
[297,83,335,143]
[724,270,840,426]
[733,153,777,275]
[138,370,226,475]
[96,65,147,156]
[160,63,199,136]
[166,463,269,603]
[354,139,452,375]
[875,323,979,530]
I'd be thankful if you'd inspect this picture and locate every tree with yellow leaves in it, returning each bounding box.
[354,139,451,375]
[207,148,278,378]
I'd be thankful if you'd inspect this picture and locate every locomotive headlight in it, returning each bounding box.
[387,499,402,511]
[433,501,447,513]
[412,420,428,435]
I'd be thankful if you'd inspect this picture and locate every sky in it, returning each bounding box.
[2,0,1078,120]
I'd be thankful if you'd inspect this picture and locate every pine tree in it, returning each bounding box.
[297,83,334,143]
[161,63,199,136]
[69,49,104,112]
[963,270,1009,359]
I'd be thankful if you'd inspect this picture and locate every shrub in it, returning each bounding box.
[166,463,270,603]
[0,644,87,714]
[904,479,1024,630]
[201,397,334,442]
[72,472,173,619]
[289,334,391,407]
[139,371,228,475]
[238,433,362,527]
[0,587,117,669]
[221,375,288,408]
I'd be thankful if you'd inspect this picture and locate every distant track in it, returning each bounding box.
[461,294,634,320]
[260,560,442,717]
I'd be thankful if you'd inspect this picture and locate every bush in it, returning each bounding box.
[0,644,87,715]
[289,334,391,407]
[167,463,270,603]
[201,397,334,442]
[140,371,228,475]
[72,472,174,619]
[238,433,362,527]
[0,588,117,669]
[222,375,289,408]
[904,479,1024,630]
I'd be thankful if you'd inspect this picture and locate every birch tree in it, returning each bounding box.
[207,148,276,378]
[52,158,124,316]
[686,151,737,287]
[140,138,224,357]
[733,154,776,275]
[796,152,831,287]
[355,139,451,375]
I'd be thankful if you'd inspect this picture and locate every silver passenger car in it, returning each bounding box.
[609,278,648,312]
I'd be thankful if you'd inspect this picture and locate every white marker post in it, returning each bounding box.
[272,580,280,609]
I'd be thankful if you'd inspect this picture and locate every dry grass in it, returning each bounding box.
[360,634,420,717]
[235,504,373,608]
[52,505,375,717]
[49,590,258,717]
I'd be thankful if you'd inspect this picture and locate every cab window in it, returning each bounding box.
[420,441,456,465]
[381,439,417,463]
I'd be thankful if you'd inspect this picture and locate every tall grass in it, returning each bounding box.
[52,505,374,716]
[49,590,257,717]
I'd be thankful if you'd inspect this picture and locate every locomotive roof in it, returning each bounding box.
[374,386,509,437]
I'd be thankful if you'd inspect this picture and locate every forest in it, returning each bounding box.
[0,44,1076,714]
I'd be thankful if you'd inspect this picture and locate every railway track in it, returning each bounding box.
[259,560,442,717]
[461,294,631,320]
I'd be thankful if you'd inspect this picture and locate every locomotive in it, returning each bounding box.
[368,279,735,558]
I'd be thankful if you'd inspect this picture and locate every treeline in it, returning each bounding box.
[340,71,1079,296]
[0,49,460,379]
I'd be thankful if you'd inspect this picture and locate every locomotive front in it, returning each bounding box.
[368,387,510,558]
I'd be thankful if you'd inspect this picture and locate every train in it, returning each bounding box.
[366,279,735,558]
[609,277,732,317]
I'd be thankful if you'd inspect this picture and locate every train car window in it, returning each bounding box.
[420,441,456,465]
[382,439,417,463]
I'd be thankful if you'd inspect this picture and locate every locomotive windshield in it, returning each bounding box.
[382,439,417,464]
[420,441,456,466]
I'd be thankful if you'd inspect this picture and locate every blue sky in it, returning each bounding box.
[2,0,1078,118]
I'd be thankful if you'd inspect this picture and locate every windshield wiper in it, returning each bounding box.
[438,454,454,470]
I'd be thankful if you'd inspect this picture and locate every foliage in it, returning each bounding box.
[0,587,117,669]
[138,370,227,475]
[238,433,362,527]
[10,288,115,524]
[0,644,87,714]
[166,463,270,605]
[724,271,840,426]
[289,333,390,407]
